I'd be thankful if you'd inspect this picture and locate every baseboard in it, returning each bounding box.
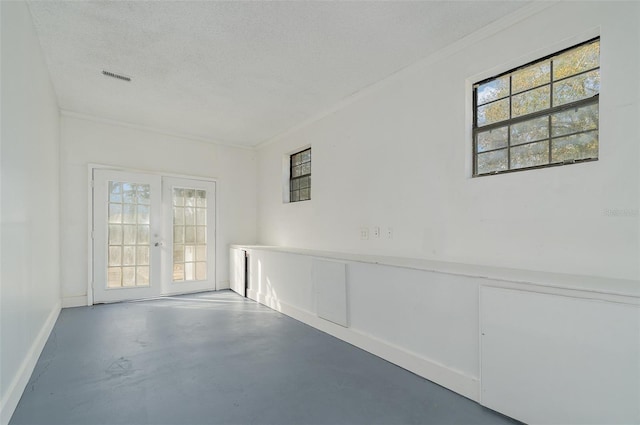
[62,295,88,308]
[247,288,479,402]
[0,302,61,425]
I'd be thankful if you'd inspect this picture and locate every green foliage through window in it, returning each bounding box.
[473,38,599,176]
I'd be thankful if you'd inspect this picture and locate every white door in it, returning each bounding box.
[93,170,163,303]
[161,177,216,295]
[93,170,216,303]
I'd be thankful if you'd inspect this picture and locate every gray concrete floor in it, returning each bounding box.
[11,290,519,425]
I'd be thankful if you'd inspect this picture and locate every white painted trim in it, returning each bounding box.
[255,1,557,150]
[87,166,94,305]
[62,295,88,308]
[246,288,480,402]
[88,163,220,183]
[61,110,254,150]
[0,302,61,425]
[234,245,640,301]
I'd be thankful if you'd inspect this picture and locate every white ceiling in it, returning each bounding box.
[28,1,528,147]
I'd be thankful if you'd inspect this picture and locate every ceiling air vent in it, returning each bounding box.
[102,70,131,82]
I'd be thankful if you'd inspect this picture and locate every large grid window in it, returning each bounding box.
[172,188,207,282]
[290,148,311,202]
[473,38,599,176]
[107,182,151,288]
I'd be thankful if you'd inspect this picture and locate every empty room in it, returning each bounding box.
[1,1,639,424]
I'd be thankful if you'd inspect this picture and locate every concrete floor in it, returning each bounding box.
[11,291,518,425]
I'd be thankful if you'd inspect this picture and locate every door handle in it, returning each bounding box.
[154,242,164,247]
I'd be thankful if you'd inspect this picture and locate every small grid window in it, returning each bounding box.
[290,148,311,202]
[473,38,600,176]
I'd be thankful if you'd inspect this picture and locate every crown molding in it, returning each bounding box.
[60,109,255,151]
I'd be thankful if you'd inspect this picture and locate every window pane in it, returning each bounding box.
[185,246,195,262]
[196,190,207,208]
[122,184,136,204]
[122,267,135,287]
[510,116,549,146]
[136,246,149,266]
[476,126,508,152]
[122,204,136,224]
[109,182,122,203]
[553,70,599,107]
[553,41,599,80]
[107,267,122,288]
[196,226,206,244]
[298,176,310,189]
[136,185,150,205]
[512,85,550,118]
[136,267,149,286]
[300,163,311,175]
[196,246,207,261]
[109,225,122,245]
[476,76,510,105]
[477,98,509,127]
[196,208,206,225]
[184,189,196,207]
[108,203,122,223]
[552,131,598,162]
[477,149,508,174]
[510,141,549,169]
[185,263,195,281]
[552,103,598,137]
[108,246,121,267]
[300,188,310,201]
[300,149,311,163]
[291,190,299,202]
[173,263,184,281]
[292,153,302,166]
[173,207,184,225]
[137,226,149,245]
[137,205,150,224]
[174,226,185,243]
[122,246,136,266]
[291,179,300,191]
[123,225,136,245]
[512,61,550,94]
[185,226,196,244]
[173,188,184,206]
[174,245,184,263]
[184,207,195,225]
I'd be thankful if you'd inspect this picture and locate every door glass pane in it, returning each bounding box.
[107,181,152,288]
[173,187,207,282]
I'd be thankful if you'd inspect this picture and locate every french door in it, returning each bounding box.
[93,169,216,304]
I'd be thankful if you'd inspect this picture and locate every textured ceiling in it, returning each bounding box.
[28,1,528,147]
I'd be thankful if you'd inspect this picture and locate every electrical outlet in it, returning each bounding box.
[372,226,380,238]
[386,227,393,239]
[360,227,369,240]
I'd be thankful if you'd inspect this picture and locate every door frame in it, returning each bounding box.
[87,164,218,305]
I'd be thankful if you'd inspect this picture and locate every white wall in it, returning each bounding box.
[256,2,640,281]
[0,2,61,423]
[60,114,257,306]
[239,247,640,424]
